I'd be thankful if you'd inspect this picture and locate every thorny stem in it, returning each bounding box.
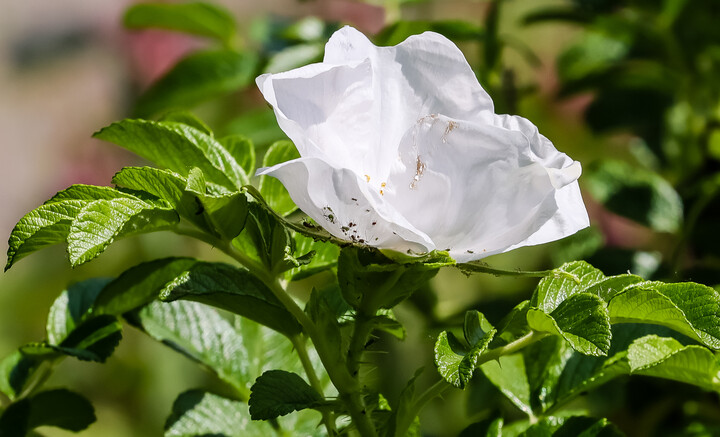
[407,331,548,421]
[174,226,380,436]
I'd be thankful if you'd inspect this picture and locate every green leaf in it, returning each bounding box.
[112,166,248,239]
[184,167,248,240]
[159,261,302,336]
[113,167,202,224]
[249,370,323,420]
[124,2,236,44]
[584,160,683,233]
[0,389,95,436]
[385,368,423,437]
[128,300,251,397]
[133,49,258,118]
[5,185,144,270]
[219,135,255,177]
[49,315,123,362]
[480,354,533,416]
[232,201,298,274]
[67,196,178,266]
[223,108,286,147]
[165,390,273,437]
[370,312,406,341]
[627,335,720,391]
[530,261,605,314]
[94,119,248,189]
[460,417,503,437]
[434,312,497,389]
[47,278,111,344]
[527,293,611,356]
[259,140,300,216]
[94,257,200,315]
[44,278,122,362]
[0,349,47,401]
[158,110,213,135]
[607,281,720,349]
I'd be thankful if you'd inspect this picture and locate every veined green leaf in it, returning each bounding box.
[627,335,720,391]
[608,281,720,349]
[93,257,199,316]
[67,197,178,266]
[164,390,272,437]
[481,354,533,416]
[232,201,298,275]
[44,278,121,362]
[128,300,251,398]
[184,167,248,240]
[113,166,248,240]
[6,200,85,270]
[6,185,174,270]
[94,119,249,189]
[530,261,605,314]
[0,389,95,435]
[164,388,323,437]
[219,135,255,177]
[159,261,302,336]
[527,293,611,356]
[248,370,323,420]
[435,311,497,389]
[259,140,300,217]
[133,49,258,118]
[124,2,236,44]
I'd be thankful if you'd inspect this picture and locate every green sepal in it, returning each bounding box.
[338,247,452,313]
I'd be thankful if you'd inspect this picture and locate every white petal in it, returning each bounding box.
[382,114,586,262]
[256,61,376,173]
[257,158,435,254]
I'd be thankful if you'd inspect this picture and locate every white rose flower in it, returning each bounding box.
[256,26,589,262]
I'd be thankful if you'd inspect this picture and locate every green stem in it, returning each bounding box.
[408,331,547,420]
[291,335,337,436]
[458,263,579,283]
[18,359,58,399]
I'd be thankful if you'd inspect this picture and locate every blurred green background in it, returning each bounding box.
[1,0,719,435]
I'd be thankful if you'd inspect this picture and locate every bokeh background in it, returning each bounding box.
[1,0,719,435]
